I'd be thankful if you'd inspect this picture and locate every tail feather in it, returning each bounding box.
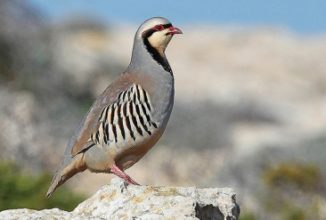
[46,154,86,198]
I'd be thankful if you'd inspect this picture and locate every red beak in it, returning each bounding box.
[168,26,183,35]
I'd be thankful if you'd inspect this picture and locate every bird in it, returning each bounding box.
[46,17,182,197]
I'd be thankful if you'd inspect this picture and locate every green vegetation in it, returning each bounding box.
[261,162,323,220]
[0,162,85,211]
[282,206,305,220]
[239,212,256,220]
[263,162,322,192]
[240,162,325,220]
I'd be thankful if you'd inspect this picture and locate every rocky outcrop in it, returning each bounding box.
[0,178,239,219]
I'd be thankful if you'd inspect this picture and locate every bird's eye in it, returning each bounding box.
[154,24,164,31]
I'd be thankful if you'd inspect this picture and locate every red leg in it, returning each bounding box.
[110,164,140,185]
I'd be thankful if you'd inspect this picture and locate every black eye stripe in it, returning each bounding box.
[142,23,172,38]
[154,23,172,31]
[161,23,172,29]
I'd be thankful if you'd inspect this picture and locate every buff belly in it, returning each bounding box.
[83,129,163,172]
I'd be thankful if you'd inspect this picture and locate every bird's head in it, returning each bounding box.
[137,17,182,55]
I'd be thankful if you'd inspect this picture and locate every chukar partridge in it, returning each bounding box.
[46,17,182,197]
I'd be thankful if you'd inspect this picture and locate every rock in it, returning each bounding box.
[0,209,72,220]
[0,178,239,220]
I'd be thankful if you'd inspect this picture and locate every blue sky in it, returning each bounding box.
[30,0,326,34]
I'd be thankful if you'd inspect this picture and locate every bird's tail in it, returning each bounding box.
[46,153,86,198]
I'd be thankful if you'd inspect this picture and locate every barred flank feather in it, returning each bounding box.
[91,84,158,146]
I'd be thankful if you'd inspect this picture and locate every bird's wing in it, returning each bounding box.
[69,74,158,157]
[88,83,158,149]
[69,74,133,156]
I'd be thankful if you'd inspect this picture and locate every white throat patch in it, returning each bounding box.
[148,30,173,56]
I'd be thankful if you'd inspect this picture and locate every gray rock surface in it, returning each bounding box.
[0,178,239,220]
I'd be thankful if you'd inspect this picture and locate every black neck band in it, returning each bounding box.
[142,25,173,74]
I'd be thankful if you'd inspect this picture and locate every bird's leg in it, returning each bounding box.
[110,164,140,185]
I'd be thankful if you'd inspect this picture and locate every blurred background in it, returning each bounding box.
[1,0,326,219]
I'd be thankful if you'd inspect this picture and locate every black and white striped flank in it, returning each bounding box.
[91,84,158,146]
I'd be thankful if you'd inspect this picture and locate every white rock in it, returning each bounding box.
[0,178,239,220]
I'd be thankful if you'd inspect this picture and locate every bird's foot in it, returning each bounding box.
[111,164,140,185]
